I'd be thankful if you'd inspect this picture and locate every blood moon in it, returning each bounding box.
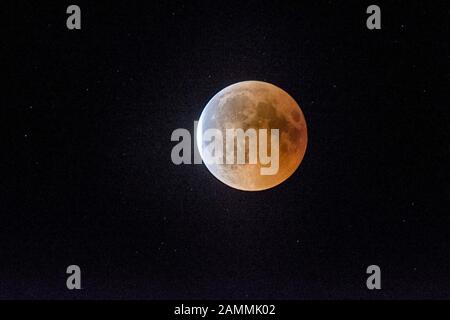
[197,81,307,191]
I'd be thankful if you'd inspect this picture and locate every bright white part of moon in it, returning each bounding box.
[197,81,307,191]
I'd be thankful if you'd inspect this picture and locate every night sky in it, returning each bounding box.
[2,1,449,299]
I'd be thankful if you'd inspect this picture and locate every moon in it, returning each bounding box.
[197,81,307,191]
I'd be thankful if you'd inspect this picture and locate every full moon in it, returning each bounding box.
[197,81,307,191]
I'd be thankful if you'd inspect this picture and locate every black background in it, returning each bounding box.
[1,1,448,299]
